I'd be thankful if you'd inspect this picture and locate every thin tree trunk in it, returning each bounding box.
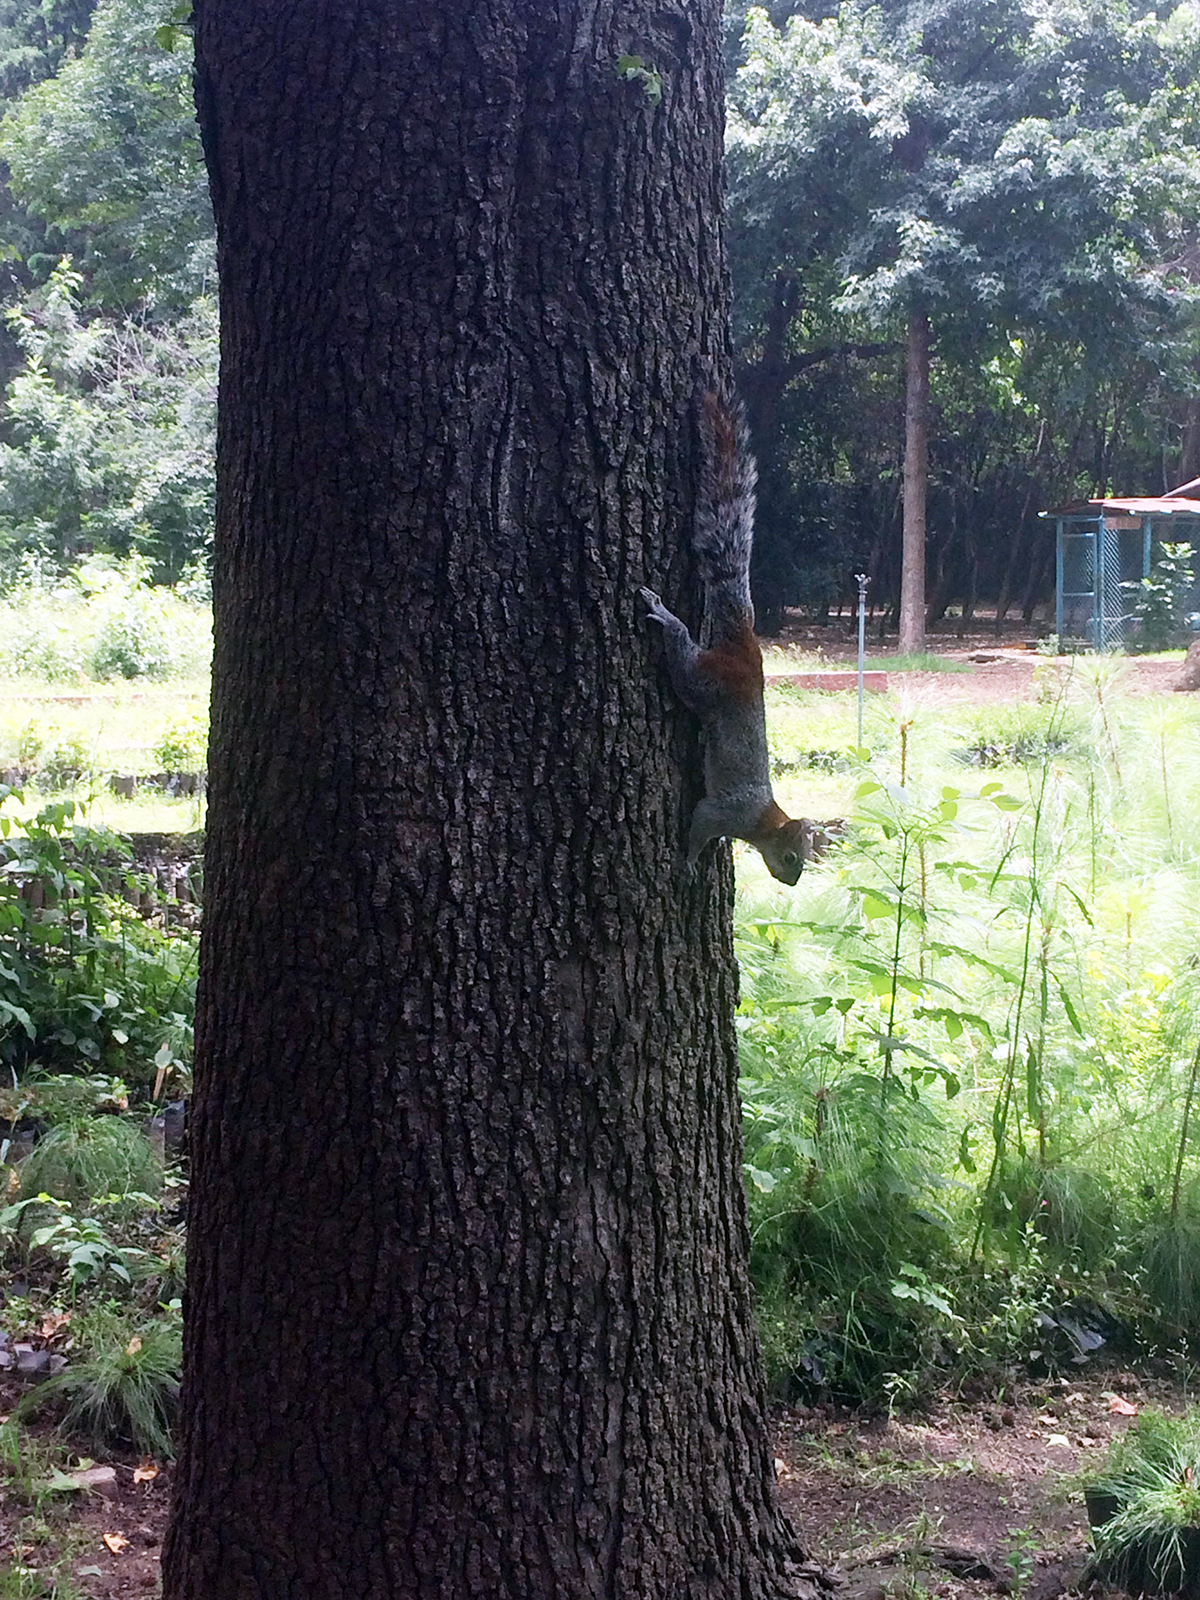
[994,420,1046,634]
[899,308,929,654]
[164,5,811,1599]
[1180,391,1200,486]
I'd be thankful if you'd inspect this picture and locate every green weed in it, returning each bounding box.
[743,669,1200,1402]
[17,1303,181,1457]
[16,1118,162,1209]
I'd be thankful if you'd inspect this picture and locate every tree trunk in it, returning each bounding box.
[899,309,929,655]
[1180,391,1200,486]
[163,4,809,1598]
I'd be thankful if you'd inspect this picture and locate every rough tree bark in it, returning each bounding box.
[898,308,929,655]
[163,3,811,1598]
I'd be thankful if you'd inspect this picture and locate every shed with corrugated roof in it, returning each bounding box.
[1040,484,1200,647]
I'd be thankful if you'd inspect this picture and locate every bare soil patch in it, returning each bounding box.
[0,1368,1183,1597]
[0,1386,170,1595]
[774,1372,1186,1600]
[769,618,1190,707]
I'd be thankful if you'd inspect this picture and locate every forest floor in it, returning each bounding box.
[0,1365,1183,1596]
[772,1368,1185,1600]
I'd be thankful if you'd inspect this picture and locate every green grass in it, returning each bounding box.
[0,679,208,776]
[877,651,973,672]
[743,661,1200,1399]
[16,1306,181,1458]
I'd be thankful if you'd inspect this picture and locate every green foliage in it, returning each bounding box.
[0,261,215,582]
[0,0,96,101]
[89,582,177,679]
[959,703,1083,768]
[0,560,212,682]
[0,0,211,310]
[615,54,663,106]
[1139,1200,1200,1334]
[0,1191,155,1292]
[1135,543,1196,653]
[15,1115,160,1206]
[17,1302,180,1456]
[0,798,197,1089]
[1089,1409,1200,1595]
[743,675,1200,1402]
[726,0,1200,618]
[153,709,205,772]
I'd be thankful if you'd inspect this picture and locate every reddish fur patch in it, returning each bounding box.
[703,391,738,501]
[697,621,763,704]
[747,800,789,841]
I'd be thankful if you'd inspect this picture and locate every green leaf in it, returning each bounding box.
[860,890,893,919]
[745,1165,778,1193]
[1055,980,1085,1036]
[957,1125,977,1174]
[1062,885,1095,927]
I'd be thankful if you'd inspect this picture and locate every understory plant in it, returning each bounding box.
[742,677,1200,1402]
[16,1303,181,1457]
[1088,1409,1200,1596]
[0,795,197,1090]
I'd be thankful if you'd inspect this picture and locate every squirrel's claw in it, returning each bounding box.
[639,586,671,625]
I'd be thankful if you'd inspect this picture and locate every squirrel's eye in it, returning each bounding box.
[782,852,798,868]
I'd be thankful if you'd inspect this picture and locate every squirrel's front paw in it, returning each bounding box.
[639,586,670,624]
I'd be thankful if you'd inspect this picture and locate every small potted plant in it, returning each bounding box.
[1086,1409,1200,1596]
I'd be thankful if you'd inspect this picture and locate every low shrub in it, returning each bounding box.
[17,1116,162,1208]
[1088,1408,1200,1595]
[17,1304,181,1457]
[154,711,207,772]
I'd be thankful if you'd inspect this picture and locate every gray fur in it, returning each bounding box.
[639,394,809,887]
[694,397,756,636]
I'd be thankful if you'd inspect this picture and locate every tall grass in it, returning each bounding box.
[0,560,211,686]
[743,660,1200,1401]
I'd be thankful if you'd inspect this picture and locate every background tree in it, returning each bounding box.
[0,0,212,311]
[728,0,1200,633]
[162,4,813,1598]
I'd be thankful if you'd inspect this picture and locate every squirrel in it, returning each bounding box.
[640,392,811,886]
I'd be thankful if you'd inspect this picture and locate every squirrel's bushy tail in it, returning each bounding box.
[695,391,757,632]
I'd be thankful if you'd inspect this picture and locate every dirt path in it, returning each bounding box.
[769,635,1189,708]
[773,1372,1180,1600]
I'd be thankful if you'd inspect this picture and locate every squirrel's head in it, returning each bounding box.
[758,817,811,886]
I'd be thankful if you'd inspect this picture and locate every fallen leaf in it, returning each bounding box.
[40,1311,70,1339]
[1046,1432,1071,1447]
[133,1458,159,1484]
[1109,1395,1138,1416]
[102,1532,129,1554]
[77,1567,103,1578]
[125,1335,142,1357]
[45,1467,83,1493]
